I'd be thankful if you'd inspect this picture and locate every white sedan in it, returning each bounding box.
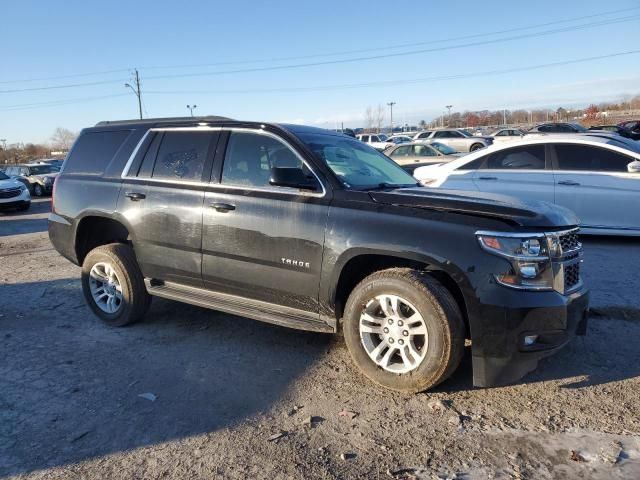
[413,135,640,236]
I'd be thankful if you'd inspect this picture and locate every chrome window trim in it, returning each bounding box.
[120,126,327,198]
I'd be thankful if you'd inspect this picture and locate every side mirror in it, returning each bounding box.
[269,167,318,191]
[627,161,640,173]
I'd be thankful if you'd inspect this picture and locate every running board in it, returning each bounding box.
[144,279,334,333]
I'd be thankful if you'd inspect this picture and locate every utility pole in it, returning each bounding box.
[187,104,197,117]
[387,102,396,135]
[503,109,507,126]
[445,105,453,126]
[124,69,143,119]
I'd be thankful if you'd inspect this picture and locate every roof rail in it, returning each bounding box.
[94,115,232,127]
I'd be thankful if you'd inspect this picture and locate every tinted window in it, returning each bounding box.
[152,131,212,181]
[538,125,556,133]
[221,131,304,188]
[434,131,451,138]
[360,135,369,142]
[27,165,55,175]
[485,145,545,170]
[390,145,411,157]
[495,130,508,136]
[554,144,633,172]
[417,132,431,139]
[64,130,132,175]
[371,136,379,142]
[136,133,163,178]
[460,156,487,170]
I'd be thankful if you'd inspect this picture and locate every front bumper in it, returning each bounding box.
[471,287,589,387]
[0,188,31,210]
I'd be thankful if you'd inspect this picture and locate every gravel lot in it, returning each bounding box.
[1,199,639,479]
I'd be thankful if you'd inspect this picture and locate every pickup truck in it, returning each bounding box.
[48,117,589,393]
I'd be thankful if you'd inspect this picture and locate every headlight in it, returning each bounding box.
[43,177,53,184]
[476,232,553,290]
[419,178,437,186]
[18,183,27,191]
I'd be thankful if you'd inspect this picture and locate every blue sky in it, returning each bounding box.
[1,0,639,144]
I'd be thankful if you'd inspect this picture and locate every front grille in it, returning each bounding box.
[0,187,21,199]
[559,231,580,252]
[564,263,580,291]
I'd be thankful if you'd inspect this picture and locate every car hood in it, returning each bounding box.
[33,173,59,181]
[368,187,579,228]
[0,178,24,189]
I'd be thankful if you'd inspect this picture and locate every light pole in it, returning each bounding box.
[187,105,198,117]
[387,101,396,135]
[445,105,453,126]
[124,68,143,120]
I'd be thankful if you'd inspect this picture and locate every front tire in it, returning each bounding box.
[33,184,44,197]
[343,268,465,393]
[81,243,150,327]
[469,143,484,152]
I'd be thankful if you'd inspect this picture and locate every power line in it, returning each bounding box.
[140,6,640,70]
[0,14,637,94]
[144,50,640,96]
[0,5,635,85]
[3,50,637,112]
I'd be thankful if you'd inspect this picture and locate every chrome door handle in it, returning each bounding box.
[478,176,498,180]
[125,192,146,201]
[209,202,236,212]
[558,180,580,186]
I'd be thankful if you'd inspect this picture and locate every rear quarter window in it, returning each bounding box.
[64,130,132,175]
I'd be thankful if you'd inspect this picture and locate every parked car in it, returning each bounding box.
[4,163,59,196]
[413,136,640,236]
[384,141,462,174]
[356,133,393,151]
[49,117,588,393]
[525,123,588,135]
[386,135,414,145]
[618,120,640,134]
[489,128,526,143]
[588,125,640,141]
[36,158,65,170]
[332,128,356,138]
[413,129,492,152]
[0,170,31,211]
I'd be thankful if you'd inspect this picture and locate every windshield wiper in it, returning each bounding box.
[364,182,419,191]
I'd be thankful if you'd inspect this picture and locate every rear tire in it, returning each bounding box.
[81,243,150,327]
[342,268,465,393]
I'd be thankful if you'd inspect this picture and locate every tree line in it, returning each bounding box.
[0,128,77,165]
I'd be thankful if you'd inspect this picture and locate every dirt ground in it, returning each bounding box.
[1,198,639,479]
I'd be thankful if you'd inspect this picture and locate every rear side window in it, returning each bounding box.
[554,144,633,172]
[64,130,131,175]
[485,145,546,170]
[151,131,212,181]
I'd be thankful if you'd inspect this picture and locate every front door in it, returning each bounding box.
[552,143,640,231]
[471,144,554,203]
[118,128,219,287]
[201,129,330,312]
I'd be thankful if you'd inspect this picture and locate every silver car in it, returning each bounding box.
[413,129,492,152]
[384,141,462,174]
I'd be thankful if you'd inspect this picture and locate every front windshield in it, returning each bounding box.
[430,142,457,155]
[28,165,55,175]
[299,133,418,189]
[0,171,8,180]
[377,134,389,141]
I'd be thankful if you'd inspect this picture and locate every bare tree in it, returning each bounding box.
[364,106,375,132]
[374,104,385,133]
[50,128,77,151]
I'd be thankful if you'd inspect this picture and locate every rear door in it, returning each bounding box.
[201,128,330,312]
[471,144,554,202]
[552,143,640,231]
[118,128,219,287]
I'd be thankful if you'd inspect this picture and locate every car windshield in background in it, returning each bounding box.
[0,171,9,180]
[458,130,473,137]
[430,142,457,155]
[377,134,389,141]
[571,124,588,133]
[28,165,55,175]
[299,133,418,189]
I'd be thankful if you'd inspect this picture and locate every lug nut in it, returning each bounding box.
[397,320,404,326]
[383,327,389,334]
[403,330,409,336]
[388,319,393,325]
[398,339,404,345]
[388,338,394,344]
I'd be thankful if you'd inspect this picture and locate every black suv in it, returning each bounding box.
[49,117,589,393]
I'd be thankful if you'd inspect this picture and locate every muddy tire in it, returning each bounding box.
[81,243,150,327]
[343,268,465,393]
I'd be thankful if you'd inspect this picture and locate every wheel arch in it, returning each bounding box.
[329,250,471,337]
[74,213,134,264]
